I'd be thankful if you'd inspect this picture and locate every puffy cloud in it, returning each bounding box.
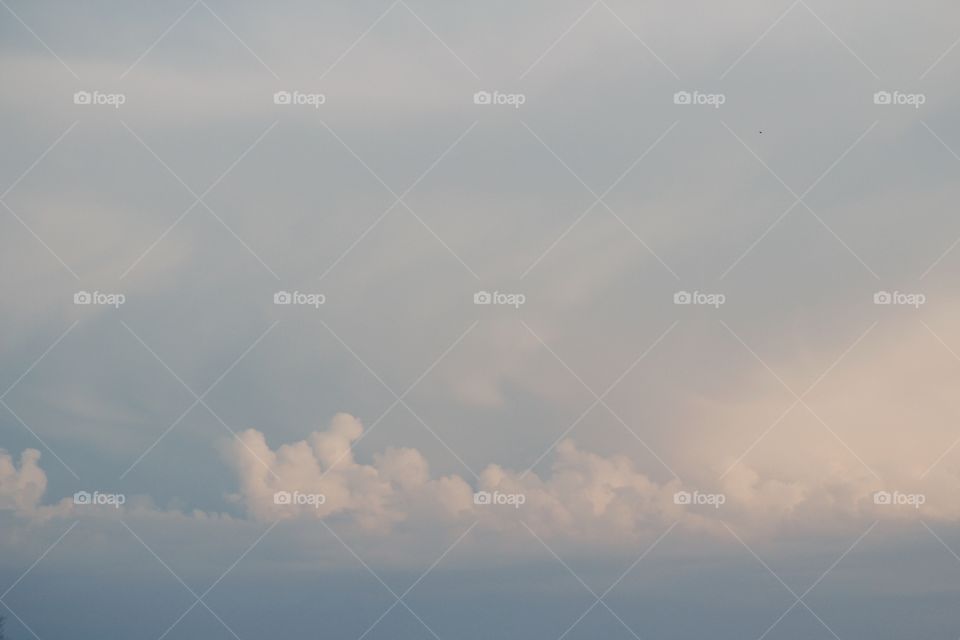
[220,408,948,547]
[11,302,960,550]
[222,413,474,532]
[0,448,47,515]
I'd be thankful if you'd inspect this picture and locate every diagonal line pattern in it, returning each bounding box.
[720,120,879,280]
[0,399,81,480]
[921,520,960,564]
[920,33,960,80]
[322,519,477,640]
[797,0,879,79]
[721,0,878,80]
[1,122,80,201]
[721,0,802,80]
[0,603,43,640]
[121,0,201,79]
[120,320,280,480]
[318,318,481,481]
[523,520,678,640]
[1,320,82,479]
[317,120,480,281]
[521,121,681,280]
[0,121,82,279]
[318,0,479,83]
[520,319,681,480]
[120,320,280,479]
[2,321,80,400]
[520,0,678,80]
[119,120,280,280]
[0,4,950,639]
[724,521,876,640]
[521,120,679,279]
[0,200,81,280]
[0,521,78,601]
[598,0,679,80]
[0,0,79,78]
[123,519,278,640]
[0,520,79,640]
[154,520,280,640]
[199,0,280,80]
[520,0,601,80]
[319,0,401,81]
[718,319,880,480]
[121,0,278,81]
[398,1,480,80]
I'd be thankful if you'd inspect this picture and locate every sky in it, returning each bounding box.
[2,0,960,638]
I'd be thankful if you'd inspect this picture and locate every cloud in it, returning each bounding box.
[0,448,46,515]
[3,312,960,559]
[222,412,473,532]
[219,400,951,548]
[222,413,711,543]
